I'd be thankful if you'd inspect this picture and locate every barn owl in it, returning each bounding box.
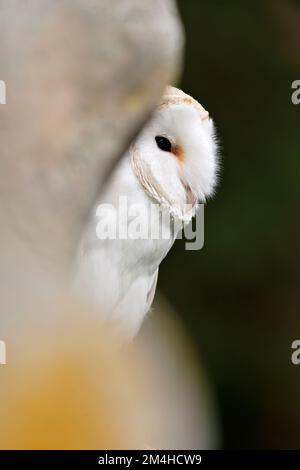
[75,87,218,338]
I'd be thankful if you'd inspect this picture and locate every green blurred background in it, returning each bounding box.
[159,0,300,449]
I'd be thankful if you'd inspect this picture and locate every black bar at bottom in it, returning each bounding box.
[0,450,299,467]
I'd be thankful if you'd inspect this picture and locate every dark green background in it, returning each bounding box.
[159,0,300,449]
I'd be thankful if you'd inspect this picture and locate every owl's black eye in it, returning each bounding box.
[155,136,172,152]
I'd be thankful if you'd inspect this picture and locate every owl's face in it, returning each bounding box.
[131,87,218,221]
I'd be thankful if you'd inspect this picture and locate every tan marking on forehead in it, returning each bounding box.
[172,143,185,163]
[159,86,209,120]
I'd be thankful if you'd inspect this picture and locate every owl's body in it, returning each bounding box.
[75,87,218,338]
[76,155,175,337]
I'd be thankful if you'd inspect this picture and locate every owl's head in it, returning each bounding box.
[130,86,218,221]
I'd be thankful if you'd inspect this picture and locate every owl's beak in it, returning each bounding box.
[180,178,198,207]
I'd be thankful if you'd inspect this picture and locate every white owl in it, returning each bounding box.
[75,87,218,338]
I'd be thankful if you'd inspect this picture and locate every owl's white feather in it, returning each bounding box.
[75,87,218,338]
